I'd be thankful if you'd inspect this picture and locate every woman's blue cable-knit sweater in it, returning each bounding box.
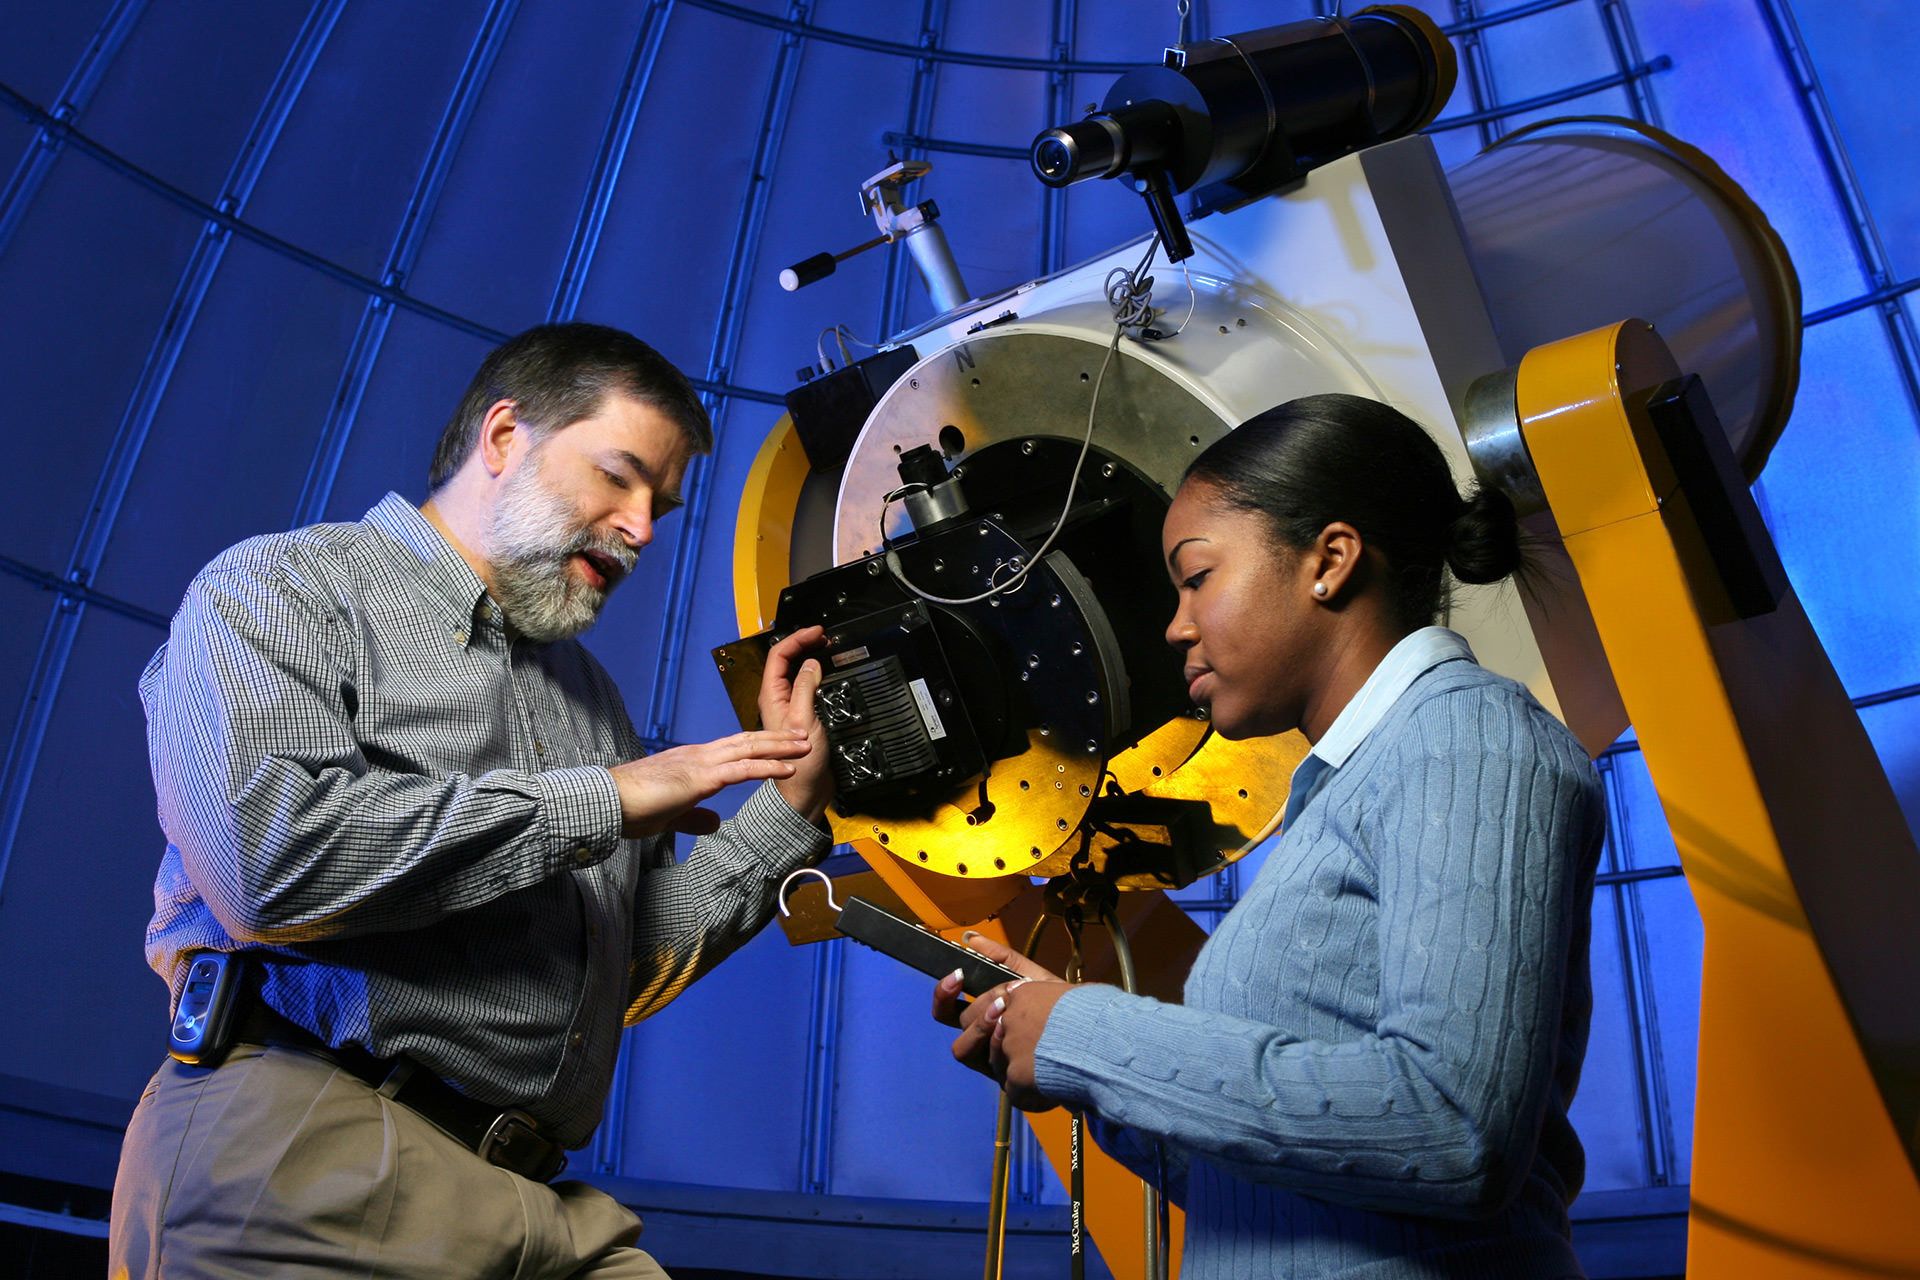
[1033,657,1605,1278]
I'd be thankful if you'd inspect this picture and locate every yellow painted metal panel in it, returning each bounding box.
[732,413,811,636]
[1519,321,1920,1277]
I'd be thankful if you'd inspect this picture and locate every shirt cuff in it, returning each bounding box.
[1033,983,1140,1110]
[534,765,625,872]
[728,781,833,872]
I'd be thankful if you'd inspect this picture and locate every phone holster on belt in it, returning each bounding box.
[168,951,244,1066]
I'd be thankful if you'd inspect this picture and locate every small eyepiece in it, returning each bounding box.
[1029,120,1123,187]
[1034,135,1075,182]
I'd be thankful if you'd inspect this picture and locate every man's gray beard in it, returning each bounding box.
[483,452,636,643]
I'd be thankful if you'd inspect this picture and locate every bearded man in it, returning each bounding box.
[109,323,830,1279]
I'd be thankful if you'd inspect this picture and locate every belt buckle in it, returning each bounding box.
[478,1110,549,1173]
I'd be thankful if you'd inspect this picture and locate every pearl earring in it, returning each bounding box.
[1313,582,1329,598]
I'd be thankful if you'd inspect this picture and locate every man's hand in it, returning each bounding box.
[608,729,812,838]
[935,933,1072,1112]
[757,625,831,822]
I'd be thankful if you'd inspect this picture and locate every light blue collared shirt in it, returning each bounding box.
[1279,626,1477,828]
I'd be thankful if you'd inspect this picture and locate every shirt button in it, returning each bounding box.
[569,1031,585,1048]
[571,847,595,868]
[454,629,468,646]
[533,739,545,757]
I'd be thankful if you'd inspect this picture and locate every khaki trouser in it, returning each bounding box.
[109,1042,669,1279]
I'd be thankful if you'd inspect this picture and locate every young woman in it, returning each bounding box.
[937,394,1604,1278]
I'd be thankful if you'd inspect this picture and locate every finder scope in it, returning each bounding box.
[1031,6,1456,259]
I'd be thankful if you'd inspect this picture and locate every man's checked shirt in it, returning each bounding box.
[140,492,828,1147]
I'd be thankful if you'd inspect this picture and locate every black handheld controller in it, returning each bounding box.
[835,896,1023,997]
[168,951,242,1066]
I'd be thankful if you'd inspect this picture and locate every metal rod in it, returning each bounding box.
[1064,912,1086,1280]
[676,0,1591,74]
[1805,274,1920,327]
[548,0,680,321]
[294,0,520,527]
[798,936,846,1193]
[1452,0,1505,150]
[985,912,1053,1280]
[1595,0,1662,128]
[1755,0,1920,427]
[1070,1107,1086,1280]
[880,0,951,337]
[643,0,816,744]
[1428,57,1670,132]
[1103,908,1169,1280]
[1041,0,1077,276]
[0,0,147,265]
[984,1087,1015,1280]
[883,130,1028,162]
[680,0,1140,74]
[0,79,783,410]
[1598,759,1675,1185]
[0,0,348,905]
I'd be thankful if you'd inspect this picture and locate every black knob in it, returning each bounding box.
[779,252,838,292]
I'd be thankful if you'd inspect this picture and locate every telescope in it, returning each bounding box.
[1030,6,1454,260]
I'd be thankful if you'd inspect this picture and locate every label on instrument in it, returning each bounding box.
[830,646,870,668]
[909,677,947,740]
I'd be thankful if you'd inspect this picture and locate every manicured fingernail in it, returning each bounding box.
[946,969,963,986]
[985,996,1005,1022]
[1007,980,1026,992]
[961,930,978,942]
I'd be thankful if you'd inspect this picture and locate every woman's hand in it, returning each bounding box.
[934,932,1075,1112]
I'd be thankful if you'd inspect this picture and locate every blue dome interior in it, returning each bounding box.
[1,2,1914,1274]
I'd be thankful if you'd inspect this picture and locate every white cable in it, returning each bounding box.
[1164,253,1197,338]
[881,235,1163,607]
[817,323,882,374]
[882,323,1125,605]
[834,323,881,350]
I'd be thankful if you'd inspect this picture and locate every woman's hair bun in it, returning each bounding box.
[1445,485,1523,585]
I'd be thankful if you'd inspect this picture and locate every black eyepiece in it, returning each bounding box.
[1034,135,1075,183]
[1030,121,1125,188]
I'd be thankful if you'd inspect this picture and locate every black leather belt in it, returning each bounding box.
[231,1000,569,1183]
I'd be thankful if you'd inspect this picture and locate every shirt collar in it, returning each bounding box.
[1280,626,1475,828]
[362,492,494,634]
[1311,626,1475,769]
